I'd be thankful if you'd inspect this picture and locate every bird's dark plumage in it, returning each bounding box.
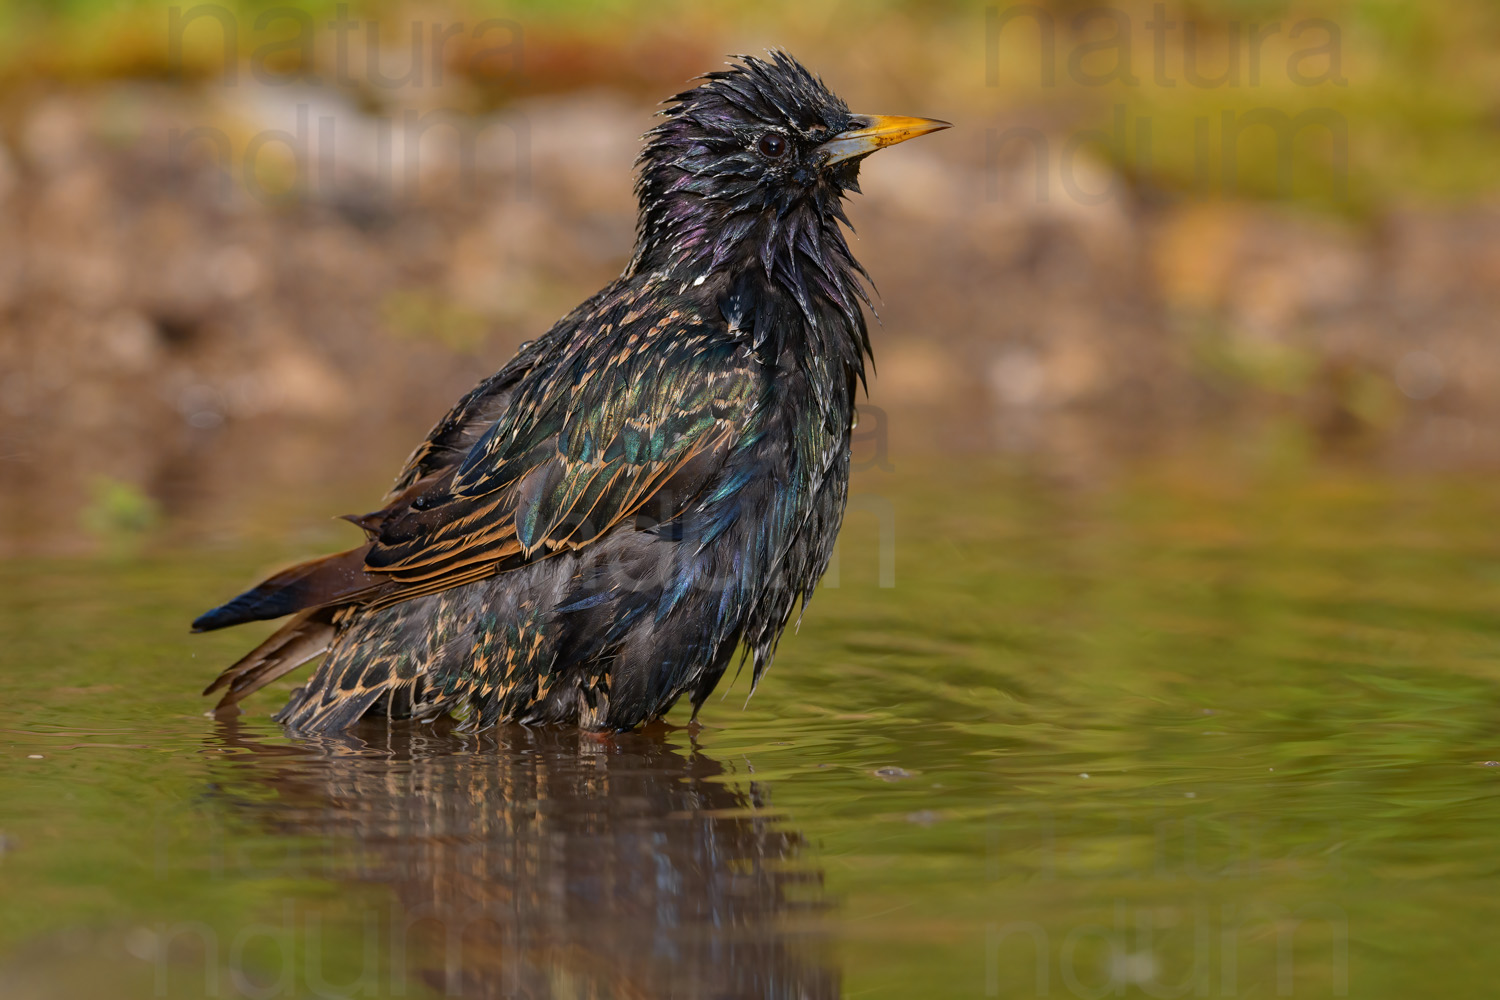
[195,52,949,732]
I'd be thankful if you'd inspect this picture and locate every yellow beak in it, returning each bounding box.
[816,114,952,166]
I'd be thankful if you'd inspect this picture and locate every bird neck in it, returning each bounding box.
[626,199,873,378]
[691,257,871,412]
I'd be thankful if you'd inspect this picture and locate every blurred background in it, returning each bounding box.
[3,0,1499,555]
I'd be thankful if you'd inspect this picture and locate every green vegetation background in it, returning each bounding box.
[3,0,1499,212]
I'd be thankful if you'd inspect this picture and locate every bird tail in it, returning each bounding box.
[194,545,390,715]
[191,546,383,633]
[202,609,336,713]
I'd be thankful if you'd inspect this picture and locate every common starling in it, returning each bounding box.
[195,52,949,732]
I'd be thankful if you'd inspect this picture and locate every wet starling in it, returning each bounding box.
[195,52,949,732]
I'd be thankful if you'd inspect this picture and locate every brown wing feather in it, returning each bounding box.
[203,609,336,712]
[360,424,736,595]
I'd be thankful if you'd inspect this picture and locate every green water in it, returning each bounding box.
[4,458,1500,998]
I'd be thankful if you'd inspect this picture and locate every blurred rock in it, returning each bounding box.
[0,141,16,206]
[3,85,1500,554]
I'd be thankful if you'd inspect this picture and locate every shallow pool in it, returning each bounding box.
[4,459,1499,997]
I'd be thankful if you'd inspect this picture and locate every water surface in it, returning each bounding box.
[3,457,1500,997]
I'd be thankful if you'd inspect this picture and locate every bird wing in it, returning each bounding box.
[360,322,760,599]
[192,346,547,636]
[383,334,552,498]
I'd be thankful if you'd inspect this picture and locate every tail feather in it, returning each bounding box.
[192,546,384,633]
[203,610,336,713]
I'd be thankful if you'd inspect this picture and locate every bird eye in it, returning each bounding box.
[758,133,788,158]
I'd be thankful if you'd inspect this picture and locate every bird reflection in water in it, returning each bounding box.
[205,721,837,998]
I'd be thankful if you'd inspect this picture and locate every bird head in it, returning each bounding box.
[627,52,949,302]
